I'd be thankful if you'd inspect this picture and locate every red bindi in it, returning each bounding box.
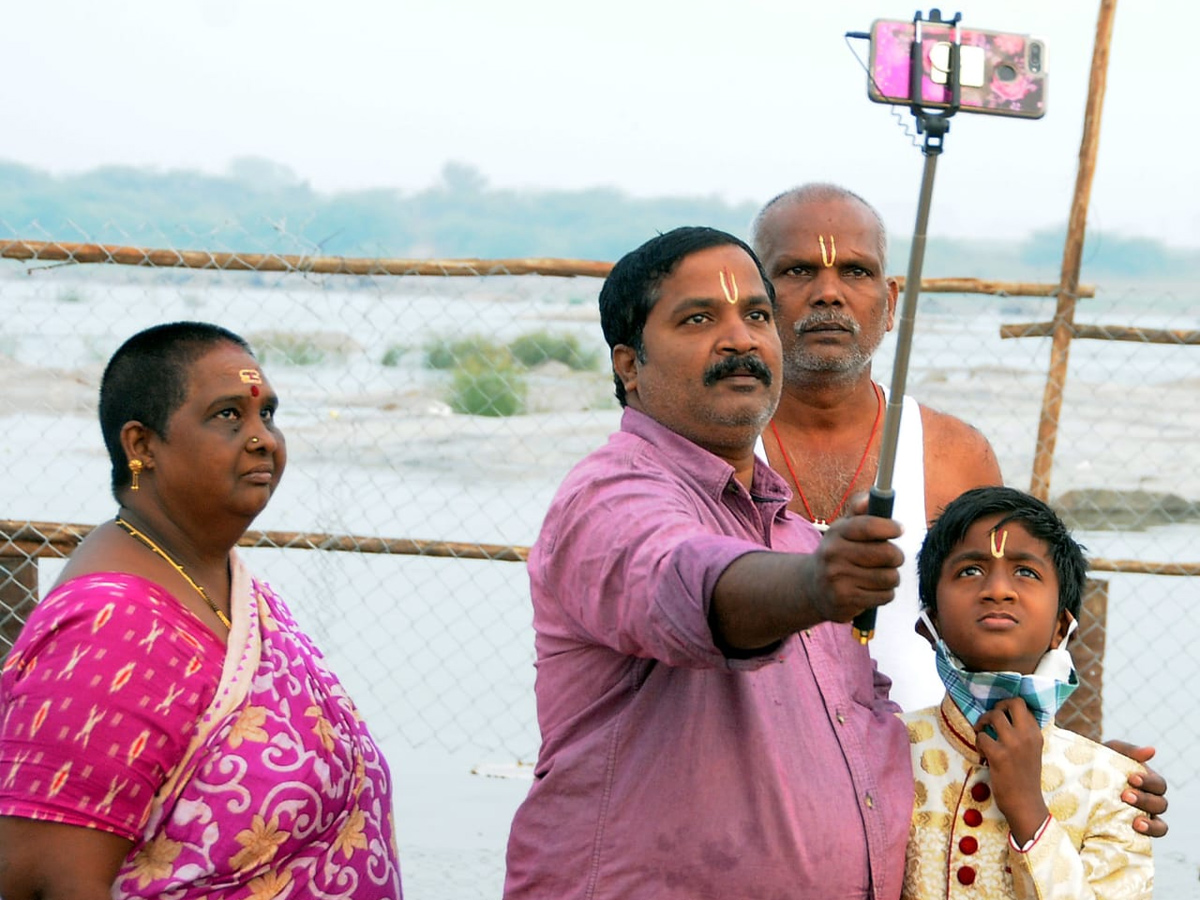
[250,385,260,397]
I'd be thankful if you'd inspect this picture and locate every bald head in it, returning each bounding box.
[751,183,888,268]
[749,183,898,387]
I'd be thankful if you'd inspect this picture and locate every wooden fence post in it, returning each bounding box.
[1057,577,1108,742]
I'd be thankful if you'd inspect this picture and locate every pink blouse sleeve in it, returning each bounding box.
[0,573,225,840]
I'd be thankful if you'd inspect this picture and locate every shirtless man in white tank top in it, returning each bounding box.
[751,184,1003,710]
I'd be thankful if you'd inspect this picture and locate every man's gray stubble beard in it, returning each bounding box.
[783,329,882,384]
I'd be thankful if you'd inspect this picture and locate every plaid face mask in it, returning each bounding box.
[922,611,1079,730]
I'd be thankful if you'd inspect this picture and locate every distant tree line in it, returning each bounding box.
[0,157,759,262]
[1,157,1196,278]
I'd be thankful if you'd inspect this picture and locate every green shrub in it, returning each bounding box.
[448,361,526,417]
[508,330,599,371]
[424,335,509,370]
[381,344,410,367]
[249,331,358,367]
[256,335,326,366]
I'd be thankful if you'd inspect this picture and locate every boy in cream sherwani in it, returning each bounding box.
[902,486,1152,900]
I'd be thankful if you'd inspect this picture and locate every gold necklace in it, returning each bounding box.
[114,516,232,629]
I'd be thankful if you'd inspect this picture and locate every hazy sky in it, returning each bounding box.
[7,0,1198,245]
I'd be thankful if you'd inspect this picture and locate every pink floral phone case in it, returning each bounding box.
[868,19,1047,119]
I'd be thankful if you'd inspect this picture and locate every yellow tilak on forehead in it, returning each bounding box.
[990,528,1009,558]
[718,267,739,304]
[818,235,837,268]
[239,368,263,385]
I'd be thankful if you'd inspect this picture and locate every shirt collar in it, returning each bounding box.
[619,407,792,506]
[937,693,985,764]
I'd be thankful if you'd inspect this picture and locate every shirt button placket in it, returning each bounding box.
[957,791,984,886]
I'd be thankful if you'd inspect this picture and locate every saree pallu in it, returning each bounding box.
[0,555,402,899]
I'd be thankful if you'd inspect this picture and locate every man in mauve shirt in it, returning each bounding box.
[504,226,913,899]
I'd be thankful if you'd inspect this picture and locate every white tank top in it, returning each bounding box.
[755,389,940,710]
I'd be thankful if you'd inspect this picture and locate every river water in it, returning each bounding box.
[2,266,1197,897]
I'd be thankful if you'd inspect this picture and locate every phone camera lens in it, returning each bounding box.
[1030,43,1043,73]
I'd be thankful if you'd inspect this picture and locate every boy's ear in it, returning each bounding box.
[1049,609,1076,650]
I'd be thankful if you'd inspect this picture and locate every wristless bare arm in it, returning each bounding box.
[0,817,132,900]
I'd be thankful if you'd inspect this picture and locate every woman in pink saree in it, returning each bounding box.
[0,322,402,898]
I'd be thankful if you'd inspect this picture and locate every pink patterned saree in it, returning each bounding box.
[0,554,402,899]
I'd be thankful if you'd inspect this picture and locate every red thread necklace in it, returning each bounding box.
[768,381,884,532]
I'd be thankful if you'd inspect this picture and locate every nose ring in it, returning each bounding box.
[249,437,260,445]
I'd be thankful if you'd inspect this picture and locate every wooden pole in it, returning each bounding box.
[1056,578,1108,742]
[1000,322,1200,344]
[1029,0,1118,501]
[5,519,1195,574]
[0,239,1094,299]
[892,277,1094,297]
[0,520,529,563]
[0,241,614,280]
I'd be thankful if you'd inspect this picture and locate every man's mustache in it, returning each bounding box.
[793,310,861,336]
[703,354,773,387]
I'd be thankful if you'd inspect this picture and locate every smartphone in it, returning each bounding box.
[867,18,1047,119]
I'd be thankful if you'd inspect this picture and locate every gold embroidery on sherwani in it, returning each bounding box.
[912,782,928,807]
[907,719,935,742]
[1081,766,1112,791]
[1048,792,1081,821]
[1040,762,1065,791]
[940,783,962,811]
[1066,739,1096,765]
[899,697,1153,899]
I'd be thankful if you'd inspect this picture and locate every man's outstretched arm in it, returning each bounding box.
[710,494,903,650]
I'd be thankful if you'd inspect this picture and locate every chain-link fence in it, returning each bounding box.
[1,230,1196,897]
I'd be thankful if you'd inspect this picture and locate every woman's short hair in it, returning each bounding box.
[100,321,253,495]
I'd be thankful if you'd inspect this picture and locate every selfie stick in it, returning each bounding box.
[853,9,961,643]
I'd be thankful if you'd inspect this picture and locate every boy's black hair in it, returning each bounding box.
[917,486,1088,619]
[598,226,775,406]
[100,321,253,497]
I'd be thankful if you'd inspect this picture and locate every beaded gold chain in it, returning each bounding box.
[114,516,232,629]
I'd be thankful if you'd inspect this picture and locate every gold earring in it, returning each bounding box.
[129,459,143,491]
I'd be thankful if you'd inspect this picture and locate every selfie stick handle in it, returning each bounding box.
[853,12,956,643]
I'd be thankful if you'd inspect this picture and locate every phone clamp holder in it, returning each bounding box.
[908,8,962,156]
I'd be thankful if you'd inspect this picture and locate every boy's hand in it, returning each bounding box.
[975,698,1049,846]
[1105,740,1168,837]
